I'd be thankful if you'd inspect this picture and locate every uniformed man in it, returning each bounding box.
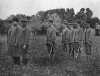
[46,20,57,61]
[85,24,95,55]
[79,23,94,55]
[70,23,81,59]
[7,21,23,65]
[61,22,72,55]
[18,22,32,65]
[89,26,96,58]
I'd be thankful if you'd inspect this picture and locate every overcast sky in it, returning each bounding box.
[0,0,100,19]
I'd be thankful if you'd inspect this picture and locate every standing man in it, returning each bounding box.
[7,21,23,65]
[18,21,32,65]
[61,22,72,56]
[46,20,57,62]
[85,24,95,55]
[70,23,81,59]
[79,23,94,56]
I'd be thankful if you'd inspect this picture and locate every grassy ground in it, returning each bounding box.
[0,35,99,76]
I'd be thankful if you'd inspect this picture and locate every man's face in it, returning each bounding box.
[48,20,53,25]
[73,24,80,30]
[73,25,77,29]
[22,24,26,28]
[13,24,17,28]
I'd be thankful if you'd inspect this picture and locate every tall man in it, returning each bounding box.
[79,23,94,55]
[61,22,72,55]
[18,22,32,65]
[70,23,81,59]
[46,20,57,62]
[7,21,23,65]
[85,24,95,55]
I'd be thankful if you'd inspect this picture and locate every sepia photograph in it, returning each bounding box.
[0,0,100,76]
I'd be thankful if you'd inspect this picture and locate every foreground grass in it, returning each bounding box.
[0,35,99,76]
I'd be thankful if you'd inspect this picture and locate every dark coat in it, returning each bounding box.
[7,26,23,56]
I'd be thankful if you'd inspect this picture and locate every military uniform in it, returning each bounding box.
[7,25,23,57]
[18,26,32,65]
[46,25,57,58]
[7,24,23,65]
[62,26,72,55]
[85,28,95,55]
[70,25,81,58]
[79,26,94,55]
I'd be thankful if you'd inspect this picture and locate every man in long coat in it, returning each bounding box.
[7,22,23,65]
[18,23,32,65]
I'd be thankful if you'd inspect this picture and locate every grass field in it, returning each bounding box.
[0,34,100,76]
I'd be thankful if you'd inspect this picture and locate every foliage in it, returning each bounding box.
[0,8,99,35]
[0,20,8,35]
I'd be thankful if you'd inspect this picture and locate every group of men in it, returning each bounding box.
[7,21,33,65]
[46,20,95,60]
[7,19,95,65]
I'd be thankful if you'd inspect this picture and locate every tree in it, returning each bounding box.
[64,8,75,22]
[87,17,100,29]
[36,11,46,22]
[12,17,19,22]
[56,8,65,20]
[75,8,87,21]
[0,20,7,35]
[86,8,93,19]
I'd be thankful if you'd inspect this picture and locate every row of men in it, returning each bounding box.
[7,21,33,65]
[7,20,95,65]
[46,20,95,60]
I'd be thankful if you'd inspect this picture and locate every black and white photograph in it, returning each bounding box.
[0,0,100,76]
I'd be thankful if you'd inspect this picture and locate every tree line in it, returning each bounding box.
[0,8,100,35]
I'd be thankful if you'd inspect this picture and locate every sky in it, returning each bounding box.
[0,0,100,19]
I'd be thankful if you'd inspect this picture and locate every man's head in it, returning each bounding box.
[48,20,53,24]
[63,20,68,25]
[48,20,54,27]
[13,21,18,27]
[22,24,27,28]
[73,25,77,29]
[85,23,90,29]
[72,23,80,30]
